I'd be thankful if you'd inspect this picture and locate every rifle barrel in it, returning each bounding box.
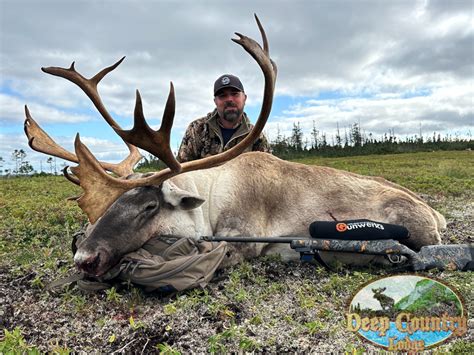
[200,236,306,243]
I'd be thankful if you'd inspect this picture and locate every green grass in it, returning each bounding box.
[292,150,473,197]
[0,176,85,272]
[0,327,40,354]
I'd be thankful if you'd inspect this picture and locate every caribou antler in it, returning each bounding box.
[26,14,276,223]
[23,57,143,179]
[71,14,277,223]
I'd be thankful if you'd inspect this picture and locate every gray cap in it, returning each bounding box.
[214,74,244,96]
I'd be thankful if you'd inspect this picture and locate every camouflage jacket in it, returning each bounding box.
[177,109,271,162]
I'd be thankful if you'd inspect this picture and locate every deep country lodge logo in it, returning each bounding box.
[346,275,467,352]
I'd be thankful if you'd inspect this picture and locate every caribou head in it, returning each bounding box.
[24,15,277,276]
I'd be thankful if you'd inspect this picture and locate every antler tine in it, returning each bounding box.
[24,105,140,176]
[90,57,126,88]
[113,83,182,172]
[254,14,269,55]
[41,57,142,173]
[254,14,278,79]
[63,166,81,186]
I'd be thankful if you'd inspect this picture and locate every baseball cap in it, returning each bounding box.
[214,74,244,96]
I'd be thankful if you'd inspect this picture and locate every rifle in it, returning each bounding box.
[200,220,473,271]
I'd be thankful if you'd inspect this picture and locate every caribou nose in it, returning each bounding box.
[74,250,101,275]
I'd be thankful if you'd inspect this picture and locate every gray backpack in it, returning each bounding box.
[50,230,228,293]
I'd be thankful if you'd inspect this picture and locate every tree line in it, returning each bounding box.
[0,149,60,176]
[271,121,473,160]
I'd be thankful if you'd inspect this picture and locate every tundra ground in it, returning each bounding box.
[1,150,472,353]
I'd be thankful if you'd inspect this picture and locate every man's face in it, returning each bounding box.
[214,88,247,126]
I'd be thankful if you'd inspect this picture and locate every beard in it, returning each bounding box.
[222,106,242,124]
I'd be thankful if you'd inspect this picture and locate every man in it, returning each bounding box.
[177,74,271,162]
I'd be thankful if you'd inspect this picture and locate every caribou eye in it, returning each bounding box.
[144,202,158,212]
[135,202,158,221]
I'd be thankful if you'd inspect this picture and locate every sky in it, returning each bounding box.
[1,0,473,173]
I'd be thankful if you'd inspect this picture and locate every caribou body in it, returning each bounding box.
[24,16,444,277]
[75,152,445,276]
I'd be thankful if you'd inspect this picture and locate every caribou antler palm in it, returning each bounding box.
[24,14,277,223]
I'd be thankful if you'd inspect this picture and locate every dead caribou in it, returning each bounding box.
[24,16,445,277]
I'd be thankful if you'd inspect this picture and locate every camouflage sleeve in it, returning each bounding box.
[177,122,201,163]
[252,132,273,154]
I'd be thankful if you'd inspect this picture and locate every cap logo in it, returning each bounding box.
[221,76,230,85]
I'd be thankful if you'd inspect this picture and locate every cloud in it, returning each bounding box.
[376,15,473,78]
[1,0,472,169]
[0,93,93,125]
[265,80,473,142]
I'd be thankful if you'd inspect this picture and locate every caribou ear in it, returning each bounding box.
[161,182,205,210]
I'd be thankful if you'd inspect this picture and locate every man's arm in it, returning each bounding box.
[177,122,200,163]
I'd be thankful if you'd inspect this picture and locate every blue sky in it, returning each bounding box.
[1,0,472,173]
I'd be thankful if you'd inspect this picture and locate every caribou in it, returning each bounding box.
[24,16,445,277]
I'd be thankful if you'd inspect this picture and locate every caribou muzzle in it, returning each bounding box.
[74,248,114,277]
